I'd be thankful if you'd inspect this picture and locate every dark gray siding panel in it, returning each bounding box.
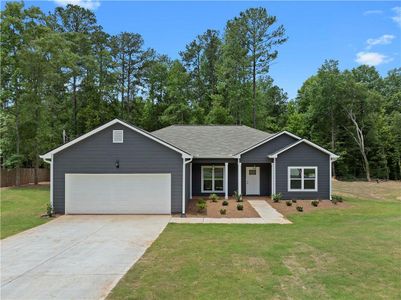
[191,163,238,196]
[241,134,298,163]
[275,142,330,199]
[53,123,183,214]
[241,163,271,196]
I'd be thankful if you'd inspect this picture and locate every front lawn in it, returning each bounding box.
[1,185,50,239]
[108,193,401,299]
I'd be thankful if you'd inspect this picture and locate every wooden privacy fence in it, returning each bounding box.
[0,168,50,188]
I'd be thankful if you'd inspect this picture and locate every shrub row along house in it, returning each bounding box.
[40,119,338,215]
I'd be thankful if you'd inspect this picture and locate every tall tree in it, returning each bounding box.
[237,7,287,128]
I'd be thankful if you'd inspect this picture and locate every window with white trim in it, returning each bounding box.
[113,130,123,143]
[288,167,317,192]
[201,166,224,193]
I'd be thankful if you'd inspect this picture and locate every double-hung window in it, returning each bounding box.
[288,167,317,192]
[201,166,224,193]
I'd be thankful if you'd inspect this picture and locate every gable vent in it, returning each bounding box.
[113,130,124,143]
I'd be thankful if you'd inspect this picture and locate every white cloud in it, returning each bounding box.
[355,52,393,66]
[366,34,395,49]
[363,10,383,16]
[54,0,100,10]
[392,7,401,27]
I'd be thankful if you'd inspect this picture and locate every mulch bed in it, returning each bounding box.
[186,198,260,218]
[266,199,350,216]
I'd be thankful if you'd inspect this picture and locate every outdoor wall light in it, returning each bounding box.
[115,160,120,168]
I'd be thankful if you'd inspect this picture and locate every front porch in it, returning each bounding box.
[188,159,273,201]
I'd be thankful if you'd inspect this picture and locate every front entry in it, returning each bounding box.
[246,166,260,195]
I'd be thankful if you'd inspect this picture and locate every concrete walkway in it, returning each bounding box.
[1,215,170,300]
[170,200,291,224]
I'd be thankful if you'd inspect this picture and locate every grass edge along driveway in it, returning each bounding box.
[108,197,401,300]
[1,185,50,239]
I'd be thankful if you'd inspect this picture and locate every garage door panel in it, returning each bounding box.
[65,174,171,214]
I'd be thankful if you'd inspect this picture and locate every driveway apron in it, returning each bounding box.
[1,215,170,300]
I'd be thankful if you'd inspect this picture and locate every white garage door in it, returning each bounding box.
[65,174,171,214]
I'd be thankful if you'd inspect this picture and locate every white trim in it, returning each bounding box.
[40,119,192,159]
[235,131,301,156]
[182,158,193,215]
[287,166,318,192]
[237,159,242,195]
[224,162,228,199]
[112,130,124,143]
[329,157,332,200]
[268,139,339,159]
[189,163,192,199]
[272,158,276,195]
[201,165,225,193]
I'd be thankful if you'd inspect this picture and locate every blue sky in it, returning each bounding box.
[6,1,401,99]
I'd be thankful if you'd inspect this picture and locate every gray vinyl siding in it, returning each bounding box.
[241,163,271,196]
[53,123,183,214]
[241,134,298,163]
[275,142,330,199]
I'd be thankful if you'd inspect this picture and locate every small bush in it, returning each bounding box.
[286,200,292,206]
[234,191,243,202]
[196,201,207,212]
[332,195,343,202]
[46,203,53,217]
[198,198,206,204]
[220,208,227,215]
[311,200,319,207]
[332,198,338,205]
[222,200,229,206]
[296,206,303,212]
[237,204,244,210]
[209,193,219,202]
[292,199,297,203]
[272,193,282,202]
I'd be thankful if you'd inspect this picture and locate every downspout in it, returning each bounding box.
[182,156,193,217]
[41,155,53,208]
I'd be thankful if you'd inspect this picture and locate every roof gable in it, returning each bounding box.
[40,119,192,159]
[268,139,339,160]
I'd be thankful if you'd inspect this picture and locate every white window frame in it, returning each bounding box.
[113,130,124,143]
[288,166,318,192]
[201,165,225,193]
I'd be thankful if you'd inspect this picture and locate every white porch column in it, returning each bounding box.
[189,163,193,199]
[237,159,242,195]
[182,157,186,215]
[271,158,276,195]
[224,162,228,199]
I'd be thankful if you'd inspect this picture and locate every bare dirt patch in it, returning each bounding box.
[186,198,259,218]
[333,179,401,201]
[266,199,349,217]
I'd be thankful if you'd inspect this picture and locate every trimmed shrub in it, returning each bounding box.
[272,193,282,202]
[234,191,243,202]
[220,208,227,215]
[46,203,53,217]
[286,200,292,206]
[198,198,206,204]
[296,206,304,212]
[332,198,338,205]
[292,199,297,203]
[237,204,244,210]
[332,194,343,202]
[311,200,319,207]
[196,201,207,212]
[209,193,219,202]
[222,200,229,206]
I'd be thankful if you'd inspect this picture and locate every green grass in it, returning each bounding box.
[108,198,401,300]
[1,185,51,239]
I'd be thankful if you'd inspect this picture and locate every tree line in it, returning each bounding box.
[1,2,400,184]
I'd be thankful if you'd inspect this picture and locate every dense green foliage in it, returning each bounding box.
[1,2,400,180]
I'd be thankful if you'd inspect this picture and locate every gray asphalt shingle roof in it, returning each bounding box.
[152,125,275,158]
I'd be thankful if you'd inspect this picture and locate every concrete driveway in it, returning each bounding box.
[1,215,170,300]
